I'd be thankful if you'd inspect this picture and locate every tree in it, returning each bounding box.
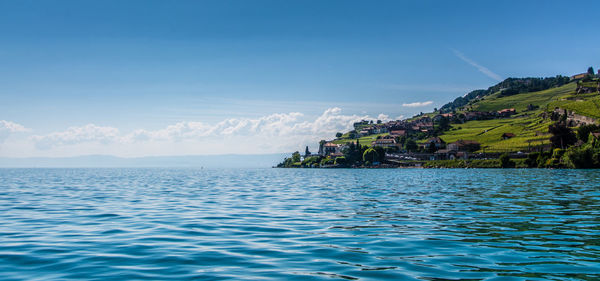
[377,120,382,124]
[405,139,418,152]
[304,146,311,156]
[363,148,378,164]
[343,141,360,165]
[437,116,450,131]
[334,156,346,166]
[525,152,540,168]
[318,140,327,155]
[577,124,599,143]
[335,132,343,138]
[499,153,515,168]
[396,136,407,147]
[320,157,334,166]
[564,145,595,168]
[549,123,577,149]
[302,156,321,167]
[588,66,595,76]
[291,151,301,163]
[373,146,385,162]
[427,142,437,153]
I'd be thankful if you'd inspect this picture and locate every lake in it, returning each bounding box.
[0,168,598,280]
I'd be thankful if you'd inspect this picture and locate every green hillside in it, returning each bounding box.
[279,73,600,168]
[439,81,599,152]
[439,117,551,152]
[328,80,598,152]
[470,83,576,112]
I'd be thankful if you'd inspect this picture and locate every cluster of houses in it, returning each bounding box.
[352,108,518,138]
[354,118,435,137]
[309,107,520,162]
[316,134,485,161]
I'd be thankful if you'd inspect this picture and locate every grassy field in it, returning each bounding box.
[440,82,600,152]
[471,83,576,112]
[440,115,553,152]
[328,82,597,153]
[549,96,600,119]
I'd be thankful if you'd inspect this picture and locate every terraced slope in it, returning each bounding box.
[439,82,600,152]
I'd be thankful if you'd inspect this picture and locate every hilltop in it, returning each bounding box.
[278,67,600,168]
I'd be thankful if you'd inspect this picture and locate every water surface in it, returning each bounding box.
[0,168,598,280]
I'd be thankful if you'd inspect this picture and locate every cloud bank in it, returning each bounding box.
[0,120,28,143]
[31,124,120,150]
[21,108,398,157]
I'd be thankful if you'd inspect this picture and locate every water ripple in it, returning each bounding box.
[0,168,598,280]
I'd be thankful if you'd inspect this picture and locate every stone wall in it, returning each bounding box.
[553,108,598,126]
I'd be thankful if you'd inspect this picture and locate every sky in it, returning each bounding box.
[1,0,599,157]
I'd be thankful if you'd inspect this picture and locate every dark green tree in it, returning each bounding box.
[549,123,577,149]
[335,132,343,138]
[405,139,418,152]
[588,66,595,76]
[577,124,599,143]
[564,145,596,168]
[373,146,385,162]
[334,156,346,166]
[304,146,311,156]
[499,153,515,168]
[291,151,301,163]
[363,148,378,164]
[437,116,450,131]
[343,141,359,164]
[525,152,540,168]
[395,136,407,147]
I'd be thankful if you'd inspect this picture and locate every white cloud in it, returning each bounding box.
[452,49,503,81]
[31,124,120,150]
[402,101,433,107]
[27,108,387,155]
[0,120,28,143]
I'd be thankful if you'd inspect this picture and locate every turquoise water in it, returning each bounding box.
[0,168,598,280]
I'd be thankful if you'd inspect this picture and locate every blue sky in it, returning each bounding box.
[0,0,599,157]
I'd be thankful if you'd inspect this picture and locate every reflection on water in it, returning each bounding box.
[0,168,598,280]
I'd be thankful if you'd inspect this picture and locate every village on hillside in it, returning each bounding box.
[278,68,600,168]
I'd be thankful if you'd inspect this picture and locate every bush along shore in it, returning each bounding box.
[277,69,600,169]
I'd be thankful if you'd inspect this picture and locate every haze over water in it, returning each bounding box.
[0,168,598,280]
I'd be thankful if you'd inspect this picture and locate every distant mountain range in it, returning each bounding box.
[0,154,288,168]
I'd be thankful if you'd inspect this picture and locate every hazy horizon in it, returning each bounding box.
[0,153,289,168]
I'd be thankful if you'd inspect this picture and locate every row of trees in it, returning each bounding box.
[440,76,571,112]
[523,123,600,168]
[277,139,392,168]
